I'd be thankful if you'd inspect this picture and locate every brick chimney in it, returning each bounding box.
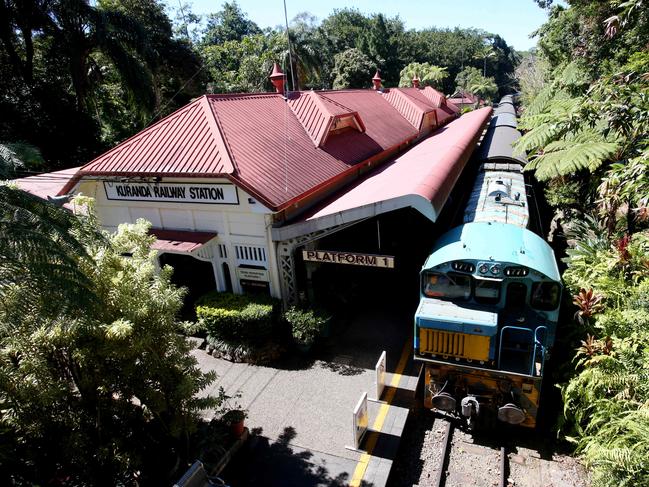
[412,74,420,89]
[372,70,382,90]
[269,62,286,94]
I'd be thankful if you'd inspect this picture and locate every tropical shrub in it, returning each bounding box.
[0,214,222,485]
[284,306,329,344]
[196,291,280,345]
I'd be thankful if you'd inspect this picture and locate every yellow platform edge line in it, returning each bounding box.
[349,340,413,487]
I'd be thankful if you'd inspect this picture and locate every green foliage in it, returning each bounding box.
[196,291,279,345]
[332,48,375,89]
[0,142,44,178]
[0,185,99,316]
[202,33,285,93]
[398,62,447,88]
[0,0,203,169]
[528,136,619,180]
[202,1,261,46]
[454,66,498,101]
[516,58,647,183]
[543,178,581,209]
[284,306,329,344]
[0,214,221,485]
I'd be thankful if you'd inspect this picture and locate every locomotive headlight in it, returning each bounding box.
[490,264,501,275]
[479,263,489,274]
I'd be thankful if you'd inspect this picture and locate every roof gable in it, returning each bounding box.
[287,91,365,147]
[420,86,447,107]
[381,88,436,131]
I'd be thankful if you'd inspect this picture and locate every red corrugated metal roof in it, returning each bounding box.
[206,93,355,208]
[381,88,435,131]
[420,86,446,107]
[396,87,457,126]
[60,89,441,211]
[274,107,493,240]
[322,90,418,149]
[13,167,79,201]
[445,100,461,114]
[287,91,365,147]
[150,228,217,253]
[81,97,235,177]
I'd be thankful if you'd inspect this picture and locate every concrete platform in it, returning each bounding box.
[193,308,419,487]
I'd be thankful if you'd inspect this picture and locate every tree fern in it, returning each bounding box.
[530,138,619,181]
[0,185,102,317]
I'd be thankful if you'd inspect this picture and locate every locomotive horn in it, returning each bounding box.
[497,403,526,425]
[431,392,456,411]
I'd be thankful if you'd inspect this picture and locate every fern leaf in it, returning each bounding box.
[532,140,619,180]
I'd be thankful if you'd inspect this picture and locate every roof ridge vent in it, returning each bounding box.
[269,62,286,95]
[372,70,382,91]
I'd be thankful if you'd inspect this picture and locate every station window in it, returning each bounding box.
[475,279,501,304]
[422,272,471,301]
[531,282,560,311]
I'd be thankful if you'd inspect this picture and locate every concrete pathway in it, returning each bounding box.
[192,308,419,487]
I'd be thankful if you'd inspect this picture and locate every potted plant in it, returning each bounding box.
[285,307,329,353]
[222,407,247,438]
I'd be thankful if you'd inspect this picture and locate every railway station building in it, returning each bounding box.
[16,68,492,307]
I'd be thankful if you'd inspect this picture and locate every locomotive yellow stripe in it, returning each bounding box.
[349,339,412,487]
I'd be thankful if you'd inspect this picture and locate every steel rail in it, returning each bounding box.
[433,418,453,487]
[500,446,508,487]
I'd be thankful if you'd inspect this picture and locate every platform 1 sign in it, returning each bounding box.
[352,392,369,449]
[302,250,395,269]
[104,182,239,205]
[375,351,387,401]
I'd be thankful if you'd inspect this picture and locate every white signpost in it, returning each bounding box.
[351,392,369,450]
[374,351,387,401]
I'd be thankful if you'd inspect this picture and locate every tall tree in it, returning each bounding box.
[202,1,261,46]
[331,48,375,89]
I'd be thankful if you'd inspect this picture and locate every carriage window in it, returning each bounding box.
[423,272,471,301]
[531,282,560,311]
[475,279,501,304]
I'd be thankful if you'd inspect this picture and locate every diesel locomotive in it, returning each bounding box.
[414,95,562,428]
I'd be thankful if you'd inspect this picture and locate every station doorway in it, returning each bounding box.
[159,253,217,317]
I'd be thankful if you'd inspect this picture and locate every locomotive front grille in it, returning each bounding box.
[419,328,490,361]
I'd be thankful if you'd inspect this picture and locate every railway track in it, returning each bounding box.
[432,417,508,487]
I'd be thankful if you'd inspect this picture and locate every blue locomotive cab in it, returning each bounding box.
[415,222,562,378]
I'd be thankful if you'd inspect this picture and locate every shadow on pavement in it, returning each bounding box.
[221,426,375,487]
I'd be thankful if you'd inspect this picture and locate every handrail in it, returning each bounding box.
[533,326,548,376]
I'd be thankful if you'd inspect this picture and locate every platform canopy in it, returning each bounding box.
[272,107,492,241]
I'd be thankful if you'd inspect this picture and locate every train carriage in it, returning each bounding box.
[414,96,562,428]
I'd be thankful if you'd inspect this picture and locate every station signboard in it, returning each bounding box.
[302,250,395,269]
[236,268,269,282]
[104,181,239,205]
